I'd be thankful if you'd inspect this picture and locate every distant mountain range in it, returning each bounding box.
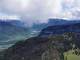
[0,19,43,50]
[32,19,80,31]
[48,18,80,26]
[39,19,80,37]
[1,18,80,49]
[0,19,25,27]
[2,19,80,60]
[0,20,31,49]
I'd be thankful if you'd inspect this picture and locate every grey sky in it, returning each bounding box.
[0,0,80,24]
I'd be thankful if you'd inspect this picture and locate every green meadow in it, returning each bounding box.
[64,50,80,60]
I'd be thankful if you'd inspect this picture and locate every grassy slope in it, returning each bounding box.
[64,50,80,60]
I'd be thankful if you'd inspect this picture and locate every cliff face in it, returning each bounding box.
[39,23,80,37]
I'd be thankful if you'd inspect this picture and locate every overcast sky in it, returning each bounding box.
[0,0,80,24]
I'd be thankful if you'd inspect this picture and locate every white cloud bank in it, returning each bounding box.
[0,0,80,23]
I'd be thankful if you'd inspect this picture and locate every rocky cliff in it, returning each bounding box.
[39,23,80,37]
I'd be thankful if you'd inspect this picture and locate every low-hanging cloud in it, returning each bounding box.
[0,0,80,25]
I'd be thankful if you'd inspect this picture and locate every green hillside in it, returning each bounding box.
[64,50,80,60]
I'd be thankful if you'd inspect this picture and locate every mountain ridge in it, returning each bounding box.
[39,22,80,37]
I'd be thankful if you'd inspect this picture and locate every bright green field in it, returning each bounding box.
[64,50,80,60]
